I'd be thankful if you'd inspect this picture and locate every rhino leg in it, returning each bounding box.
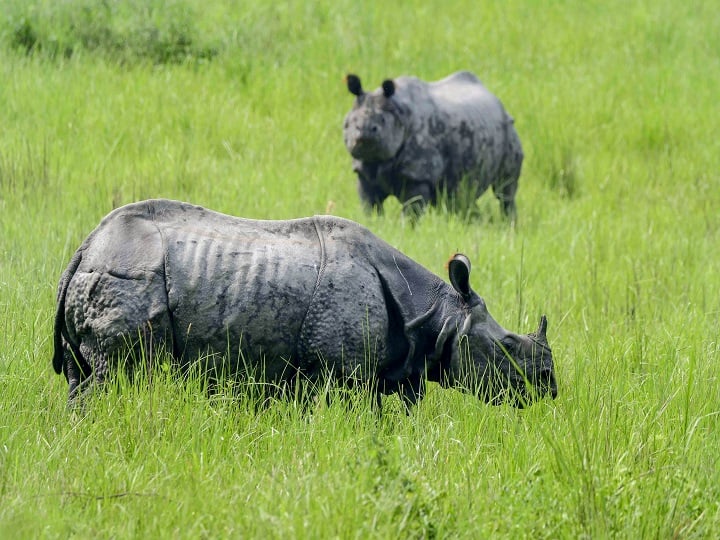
[492,165,519,220]
[492,167,519,220]
[64,346,90,407]
[399,181,435,223]
[357,176,388,214]
[380,376,425,412]
[68,318,173,406]
[64,263,174,395]
[63,342,110,407]
[398,377,425,411]
[496,190,517,221]
[493,129,523,221]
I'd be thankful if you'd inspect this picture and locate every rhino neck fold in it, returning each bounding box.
[310,217,328,294]
[294,217,328,368]
[400,292,465,380]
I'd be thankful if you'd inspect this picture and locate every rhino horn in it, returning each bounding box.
[536,315,548,341]
[346,74,363,96]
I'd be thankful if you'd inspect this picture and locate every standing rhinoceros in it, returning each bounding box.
[53,199,555,406]
[343,71,524,219]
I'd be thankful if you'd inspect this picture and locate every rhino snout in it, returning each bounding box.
[352,122,382,144]
[347,130,394,161]
[524,350,556,401]
[536,366,557,400]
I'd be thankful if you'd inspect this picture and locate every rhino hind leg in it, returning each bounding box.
[494,160,520,218]
[492,163,520,221]
[67,316,173,405]
[493,131,523,221]
[64,344,91,405]
[497,190,517,221]
[63,267,176,404]
[65,343,109,405]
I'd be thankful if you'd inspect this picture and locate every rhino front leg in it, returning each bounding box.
[400,181,435,222]
[357,175,388,214]
[398,376,425,411]
[395,150,443,219]
[353,160,389,214]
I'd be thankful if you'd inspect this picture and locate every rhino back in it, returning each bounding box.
[399,71,514,191]
[155,205,322,371]
[428,71,506,122]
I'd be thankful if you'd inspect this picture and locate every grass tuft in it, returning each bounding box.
[4,0,219,64]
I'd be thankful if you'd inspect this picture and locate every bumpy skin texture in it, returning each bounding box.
[53,199,555,405]
[343,71,524,219]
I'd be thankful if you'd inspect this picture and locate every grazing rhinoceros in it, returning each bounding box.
[343,71,524,219]
[52,199,555,406]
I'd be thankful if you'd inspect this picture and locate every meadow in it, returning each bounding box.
[1,0,719,537]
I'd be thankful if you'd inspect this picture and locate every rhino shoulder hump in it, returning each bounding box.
[446,71,482,85]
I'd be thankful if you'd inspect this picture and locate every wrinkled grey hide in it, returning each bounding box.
[343,71,524,219]
[53,199,555,406]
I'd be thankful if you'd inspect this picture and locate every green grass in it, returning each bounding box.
[1,0,719,537]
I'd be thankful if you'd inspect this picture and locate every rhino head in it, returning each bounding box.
[343,74,406,162]
[438,254,557,406]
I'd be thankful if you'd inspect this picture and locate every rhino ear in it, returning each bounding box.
[346,74,363,96]
[448,253,473,299]
[382,79,395,98]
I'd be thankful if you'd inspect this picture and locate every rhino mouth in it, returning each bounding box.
[483,378,555,408]
[536,367,558,400]
[479,350,557,407]
[513,364,558,406]
[348,137,398,162]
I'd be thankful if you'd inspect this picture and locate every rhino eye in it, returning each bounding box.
[499,336,519,352]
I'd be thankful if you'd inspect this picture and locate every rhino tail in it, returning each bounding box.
[52,249,85,376]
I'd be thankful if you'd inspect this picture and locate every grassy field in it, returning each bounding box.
[1,0,719,537]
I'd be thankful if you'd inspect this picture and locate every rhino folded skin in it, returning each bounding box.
[52,199,555,406]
